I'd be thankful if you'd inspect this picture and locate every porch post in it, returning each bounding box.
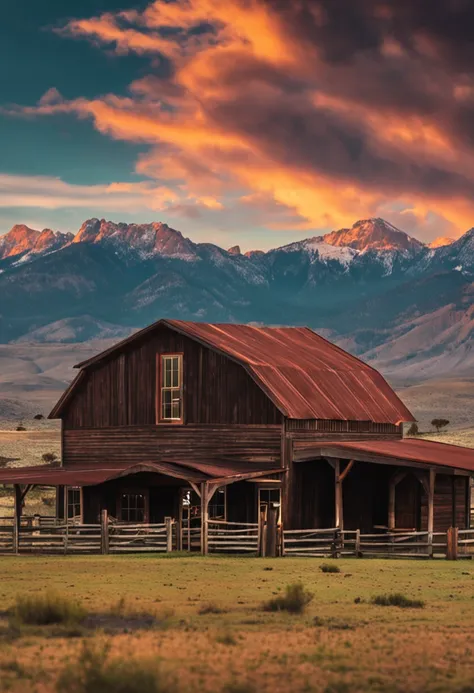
[428,469,436,557]
[334,460,343,530]
[201,482,209,556]
[13,484,22,554]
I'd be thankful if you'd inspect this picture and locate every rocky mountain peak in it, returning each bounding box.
[0,224,73,261]
[323,218,424,253]
[73,218,198,260]
[227,245,241,255]
[428,236,456,249]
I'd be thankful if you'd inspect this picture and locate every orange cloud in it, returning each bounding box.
[9,0,474,239]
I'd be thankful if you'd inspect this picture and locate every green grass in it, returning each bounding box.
[0,555,473,692]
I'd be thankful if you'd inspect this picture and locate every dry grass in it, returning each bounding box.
[0,555,473,692]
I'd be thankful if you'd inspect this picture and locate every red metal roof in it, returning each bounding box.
[298,438,474,473]
[65,319,414,424]
[0,460,283,487]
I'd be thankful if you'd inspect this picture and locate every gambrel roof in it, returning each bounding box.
[50,319,414,424]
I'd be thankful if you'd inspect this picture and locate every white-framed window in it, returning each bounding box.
[67,487,82,521]
[159,354,183,422]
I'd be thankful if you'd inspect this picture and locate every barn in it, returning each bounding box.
[1,319,473,555]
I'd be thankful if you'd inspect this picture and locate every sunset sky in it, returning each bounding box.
[2,0,474,249]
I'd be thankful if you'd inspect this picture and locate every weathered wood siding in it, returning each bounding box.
[63,425,282,467]
[63,325,281,429]
[421,475,468,532]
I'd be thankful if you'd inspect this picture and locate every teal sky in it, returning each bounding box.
[1,1,472,249]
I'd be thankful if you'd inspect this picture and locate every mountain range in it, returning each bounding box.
[1,216,474,380]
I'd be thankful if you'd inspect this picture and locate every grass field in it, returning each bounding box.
[0,555,473,693]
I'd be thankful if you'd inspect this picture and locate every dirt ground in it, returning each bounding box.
[0,555,473,693]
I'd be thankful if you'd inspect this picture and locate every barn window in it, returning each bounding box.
[209,487,226,520]
[258,487,281,523]
[159,354,183,422]
[67,487,82,522]
[120,491,148,523]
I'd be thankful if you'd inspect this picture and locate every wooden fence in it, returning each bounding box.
[0,515,473,559]
[207,520,259,554]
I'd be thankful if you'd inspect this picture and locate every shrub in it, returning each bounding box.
[407,423,419,436]
[216,632,237,646]
[33,414,44,420]
[198,602,225,615]
[16,425,26,432]
[42,452,59,465]
[320,563,341,574]
[262,582,313,614]
[371,593,425,609]
[56,644,170,693]
[11,591,87,626]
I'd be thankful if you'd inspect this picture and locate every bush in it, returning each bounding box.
[198,602,225,615]
[34,414,44,420]
[262,582,313,614]
[56,644,171,693]
[42,452,59,465]
[16,425,26,432]
[320,563,341,574]
[371,593,425,609]
[11,591,87,626]
[407,423,419,436]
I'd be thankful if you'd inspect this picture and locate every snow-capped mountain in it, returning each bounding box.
[1,215,474,379]
[0,225,73,263]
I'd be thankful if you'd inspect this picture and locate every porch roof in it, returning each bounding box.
[294,437,474,474]
[0,459,284,487]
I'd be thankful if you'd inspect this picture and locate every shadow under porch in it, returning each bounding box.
[290,459,470,533]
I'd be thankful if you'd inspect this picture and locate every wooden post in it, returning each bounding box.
[428,469,436,557]
[64,520,69,555]
[258,507,267,557]
[334,460,343,530]
[100,509,109,555]
[13,484,22,554]
[446,526,459,560]
[266,505,278,558]
[201,483,209,556]
[388,479,396,531]
[355,529,361,557]
[165,516,173,552]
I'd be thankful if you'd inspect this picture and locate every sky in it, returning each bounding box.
[1,0,474,250]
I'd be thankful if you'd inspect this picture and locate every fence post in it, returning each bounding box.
[12,519,18,555]
[447,527,458,560]
[266,506,278,557]
[332,529,341,558]
[101,509,109,555]
[64,521,68,555]
[355,529,361,557]
[258,509,267,557]
[165,516,173,552]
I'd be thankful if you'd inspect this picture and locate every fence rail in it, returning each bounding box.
[0,515,472,559]
[208,520,259,554]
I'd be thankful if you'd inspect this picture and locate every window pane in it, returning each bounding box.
[171,357,180,387]
[163,357,172,387]
[171,389,181,419]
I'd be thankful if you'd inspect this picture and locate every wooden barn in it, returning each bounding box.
[1,319,473,555]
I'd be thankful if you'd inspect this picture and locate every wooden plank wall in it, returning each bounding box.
[63,425,282,467]
[63,325,281,428]
[420,475,468,532]
[289,420,402,443]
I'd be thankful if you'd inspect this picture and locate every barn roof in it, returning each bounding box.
[295,438,474,474]
[0,460,283,487]
[51,318,414,424]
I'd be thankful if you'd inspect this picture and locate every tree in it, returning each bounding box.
[33,414,44,420]
[41,452,59,465]
[431,418,450,432]
[407,423,419,436]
